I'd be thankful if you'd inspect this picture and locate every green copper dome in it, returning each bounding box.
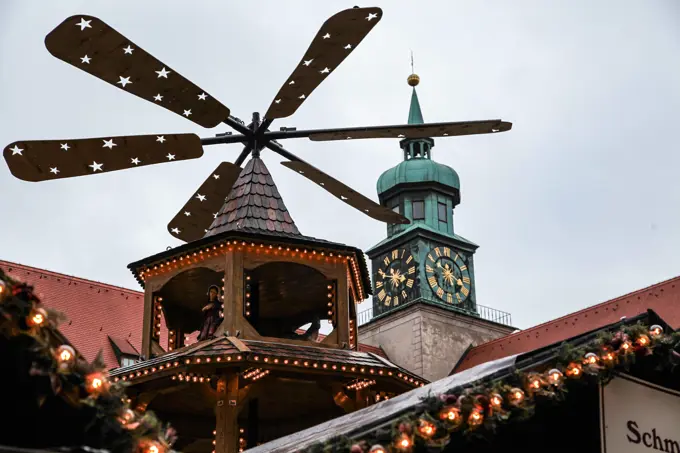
[377,80,460,196]
[377,158,460,195]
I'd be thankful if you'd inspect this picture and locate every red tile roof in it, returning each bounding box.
[0,260,164,369]
[0,259,388,369]
[452,275,680,374]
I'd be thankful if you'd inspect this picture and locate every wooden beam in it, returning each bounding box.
[215,373,240,453]
[217,251,244,337]
[141,286,154,359]
[336,270,350,348]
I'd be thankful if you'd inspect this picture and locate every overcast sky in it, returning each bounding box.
[1,0,679,329]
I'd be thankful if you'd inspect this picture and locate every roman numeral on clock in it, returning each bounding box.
[428,276,437,287]
[436,287,444,298]
[391,249,399,260]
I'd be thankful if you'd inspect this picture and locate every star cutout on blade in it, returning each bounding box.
[50,167,60,175]
[89,161,103,172]
[320,67,330,74]
[198,93,207,101]
[184,211,191,217]
[59,143,70,152]
[117,76,132,88]
[344,44,352,50]
[156,136,166,143]
[366,13,378,21]
[80,55,91,64]
[299,94,306,99]
[212,174,220,179]
[166,153,176,161]
[76,18,92,30]
[9,145,23,156]
[155,67,171,78]
[153,94,163,102]
[323,33,331,39]
[196,193,206,202]
[303,59,314,66]
[274,99,281,104]
[213,212,219,219]
[102,139,116,149]
[123,45,134,54]
[171,227,180,234]
[183,109,192,117]
[131,157,140,165]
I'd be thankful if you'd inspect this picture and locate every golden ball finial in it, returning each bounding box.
[407,73,420,87]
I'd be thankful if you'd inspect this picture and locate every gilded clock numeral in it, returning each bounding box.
[401,290,408,299]
[401,249,406,259]
[383,256,390,267]
[434,247,441,257]
[391,249,399,260]
[378,269,386,278]
[446,293,453,303]
[460,265,467,271]
[453,253,459,262]
[378,289,386,301]
[427,254,435,263]
[460,286,470,297]
[443,247,451,257]
[406,255,413,264]
[427,276,437,287]
[462,276,471,284]
[425,264,434,273]
[376,281,383,288]
[436,287,444,298]
[456,293,462,302]
[385,295,392,306]
[393,296,399,306]
[408,266,416,275]
[406,279,414,288]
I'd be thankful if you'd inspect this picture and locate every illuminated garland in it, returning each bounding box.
[0,267,176,453]
[302,322,680,453]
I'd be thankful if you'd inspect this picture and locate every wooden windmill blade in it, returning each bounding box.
[45,15,230,128]
[167,162,243,243]
[264,6,382,120]
[262,120,513,142]
[265,135,408,225]
[4,134,203,182]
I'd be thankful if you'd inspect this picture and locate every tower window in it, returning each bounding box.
[390,199,400,214]
[412,200,424,220]
[437,202,447,222]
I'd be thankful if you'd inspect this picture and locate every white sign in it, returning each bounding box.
[601,375,680,453]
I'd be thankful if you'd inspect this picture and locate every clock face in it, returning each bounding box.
[375,248,417,308]
[425,246,471,304]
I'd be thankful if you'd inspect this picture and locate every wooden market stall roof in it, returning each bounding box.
[244,310,671,453]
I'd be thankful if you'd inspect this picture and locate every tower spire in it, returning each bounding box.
[406,54,423,125]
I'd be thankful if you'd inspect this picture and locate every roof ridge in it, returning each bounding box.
[468,273,680,353]
[0,259,143,297]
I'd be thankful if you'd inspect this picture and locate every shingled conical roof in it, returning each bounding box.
[205,157,301,238]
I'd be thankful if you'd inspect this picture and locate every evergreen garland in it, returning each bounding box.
[302,322,680,453]
[0,267,176,453]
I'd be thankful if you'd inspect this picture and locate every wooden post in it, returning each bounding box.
[222,251,244,336]
[215,373,240,453]
[141,286,154,359]
[336,267,350,347]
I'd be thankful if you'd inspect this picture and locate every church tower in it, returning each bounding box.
[359,72,515,382]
